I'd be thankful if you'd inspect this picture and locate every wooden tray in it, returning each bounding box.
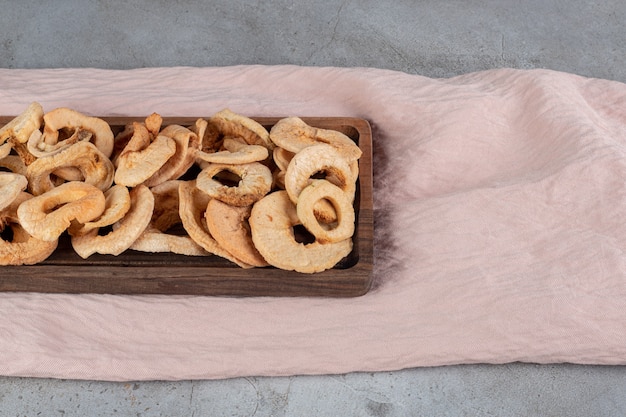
[0,116,373,297]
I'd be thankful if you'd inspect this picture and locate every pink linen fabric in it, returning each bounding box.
[0,66,625,381]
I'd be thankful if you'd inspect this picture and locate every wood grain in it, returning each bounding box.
[0,116,373,297]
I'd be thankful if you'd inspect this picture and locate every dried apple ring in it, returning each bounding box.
[0,102,44,145]
[272,147,295,172]
[143,123,201,187]
[110,113,161,165]
[131,228,209,255]
[27,127,93,158]
[270,117,362,161]
[273,169,286,190]
[71,185,154,258]
[310,159,359,223]
[69,184,131,237]
[284,143,355,205]
[196,162,272,207]
[17,181,106,242]
[198,118,221,153]
[0,143,12,160]
[249,190,352,273]
[0,172,28,211]
[188,117,208,147]
[144,112,163,137]
[0,192,58,265]
[296,180,355,244]
[0,155,27,176]
[40,107,114,158]
[51,166,84,182]
[178,181,253,268]
[210,108,274,150]
[26,141,115,195]
[204,197,268,267]
[195,138,269,165]
[130,180,209,256]
[114,122,177,187]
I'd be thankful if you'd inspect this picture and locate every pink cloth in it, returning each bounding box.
[1,66,625,381]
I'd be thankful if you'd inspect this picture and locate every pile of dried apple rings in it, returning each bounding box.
[0,103,361,273]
